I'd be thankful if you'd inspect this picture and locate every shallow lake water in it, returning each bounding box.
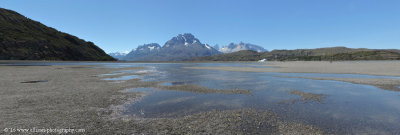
[2,62,400,134]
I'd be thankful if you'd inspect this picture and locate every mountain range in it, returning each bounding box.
[122,43,161,61]
[108,51,129,60]
[220,42,267,53]
[115,33,221,61]
[0,8,115,61]
[113,35,268,61]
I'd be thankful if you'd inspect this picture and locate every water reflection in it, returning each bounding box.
[122,63,400,134]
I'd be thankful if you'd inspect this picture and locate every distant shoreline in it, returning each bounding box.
[185,61,400,91]
[185,61,400,76]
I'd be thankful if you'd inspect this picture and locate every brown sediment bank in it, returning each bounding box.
[186,61,400,77]
[0,65,323,134]
[281,76,400,92]
[278,90,328,105]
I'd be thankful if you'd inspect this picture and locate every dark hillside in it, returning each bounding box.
[0,8,115,61]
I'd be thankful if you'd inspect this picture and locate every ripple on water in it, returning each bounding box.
[159,82,190,86]
[102,75,140,81]
[20,80,48,83]
[125,87,157,92]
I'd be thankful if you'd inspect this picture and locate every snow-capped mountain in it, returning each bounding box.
[220,42,267,53]
[164,33,201,48]
[108,51,129,60]
[122,33,221,61]
[160,33,220,58]
[122,43,161,61]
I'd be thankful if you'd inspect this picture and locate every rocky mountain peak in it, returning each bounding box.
[136,43,161,51]
[164,33,200,47]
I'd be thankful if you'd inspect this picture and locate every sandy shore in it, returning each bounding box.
[0,64,323,134]
[186,61,400,91]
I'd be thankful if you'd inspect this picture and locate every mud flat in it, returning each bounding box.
[0,64,324,134]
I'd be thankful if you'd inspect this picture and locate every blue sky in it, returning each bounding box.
[1,0,399,53]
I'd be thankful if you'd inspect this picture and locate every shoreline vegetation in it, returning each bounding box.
[0,64,324,134]
[195,47,400,61]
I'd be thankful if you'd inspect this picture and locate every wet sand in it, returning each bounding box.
[186,61,400,91]
[0,65,323,134]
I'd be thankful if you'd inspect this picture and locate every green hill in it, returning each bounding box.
[196,47,400,61]
[0,8,115,61]
[194,50,262,61]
